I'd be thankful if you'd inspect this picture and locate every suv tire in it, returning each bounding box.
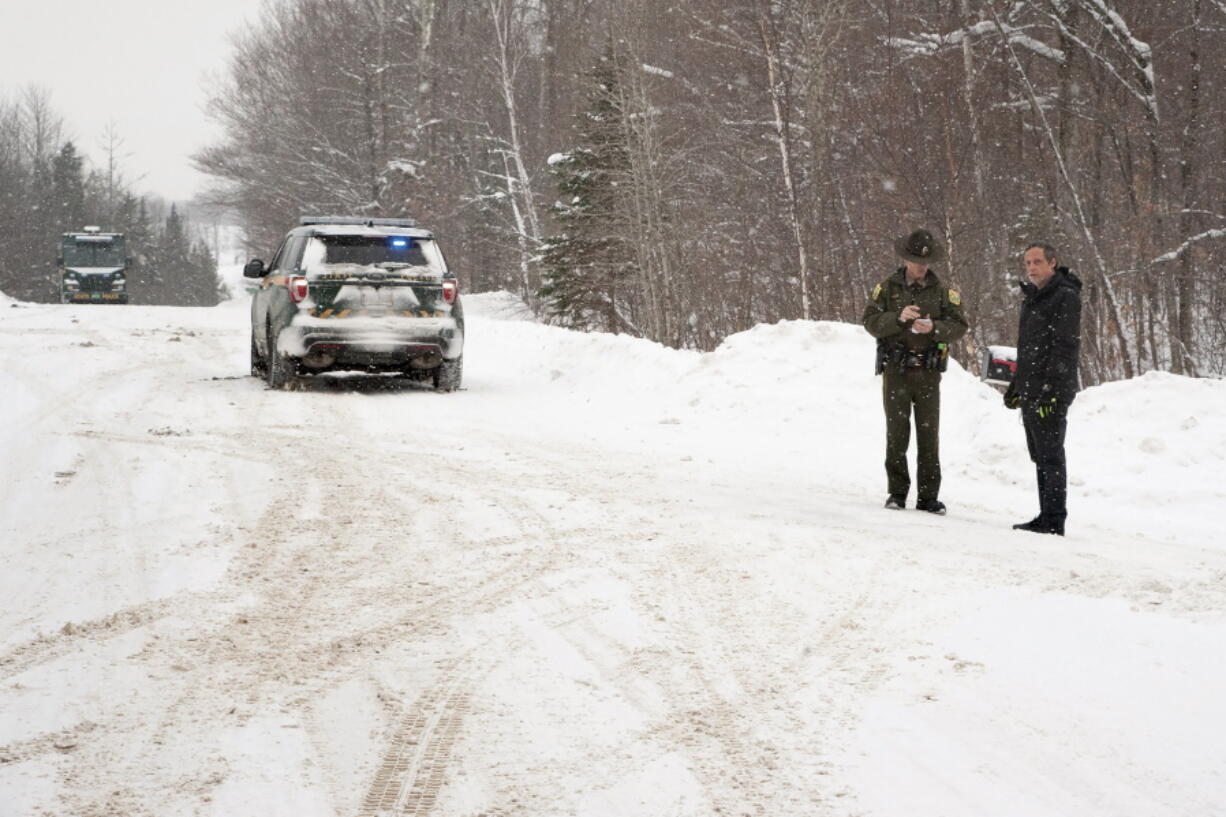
[434,355,463,391]
[250,330,267,378]
[266,324,295,389]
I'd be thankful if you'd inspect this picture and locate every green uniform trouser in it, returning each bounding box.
[882,367,942,501]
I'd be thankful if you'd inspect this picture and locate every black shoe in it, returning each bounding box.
[1013,516,1064,536]
[916,499,946,515]
[884,495,906,510]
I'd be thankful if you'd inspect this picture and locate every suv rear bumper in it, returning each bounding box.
[289,323,462,372]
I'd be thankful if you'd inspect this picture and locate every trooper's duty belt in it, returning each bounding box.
[876,341,948,374]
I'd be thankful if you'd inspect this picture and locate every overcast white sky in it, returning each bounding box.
[1,0,259,202]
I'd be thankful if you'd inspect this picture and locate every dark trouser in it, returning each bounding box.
[1021,400,1070,525]
[882,368,942,501]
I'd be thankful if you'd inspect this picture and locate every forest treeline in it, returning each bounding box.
[0,89,223,306]
[197,0,1226,381]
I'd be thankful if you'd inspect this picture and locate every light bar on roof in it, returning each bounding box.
[299,216,417,228]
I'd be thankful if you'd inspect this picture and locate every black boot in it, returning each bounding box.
[1013,516,1063,536]
[884,495,906,510]
[916,499,946,515]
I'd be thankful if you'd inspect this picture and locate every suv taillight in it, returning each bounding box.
[442,278,458,305]
[288,276,309,303]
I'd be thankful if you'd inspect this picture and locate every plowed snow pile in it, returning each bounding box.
[1,288,1223,817]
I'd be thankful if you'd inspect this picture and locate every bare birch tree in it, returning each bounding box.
[484,0,544,293]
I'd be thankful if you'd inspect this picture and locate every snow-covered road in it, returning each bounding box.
[2,293,1224,817]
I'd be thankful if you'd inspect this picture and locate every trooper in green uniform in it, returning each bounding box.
[862,229,969,514]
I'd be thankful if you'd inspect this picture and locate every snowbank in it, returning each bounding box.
[462,298,1224,548]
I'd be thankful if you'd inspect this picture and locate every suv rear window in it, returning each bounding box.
[304,235,433,269]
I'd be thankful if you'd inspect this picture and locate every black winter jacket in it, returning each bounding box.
[1007,267,1082,404]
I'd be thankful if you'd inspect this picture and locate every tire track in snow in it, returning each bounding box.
[0,323,268,674]
[354,588,611,817]
[0,429,276,682]
[43,391,593,816]
[483,435,909,815]
[0,720,99,767]
[356,656,475,817]
[0,597,185,682]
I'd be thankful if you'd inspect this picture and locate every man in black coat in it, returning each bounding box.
[1004,242,1082,536]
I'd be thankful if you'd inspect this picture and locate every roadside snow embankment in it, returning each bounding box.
[465,292,1224,547]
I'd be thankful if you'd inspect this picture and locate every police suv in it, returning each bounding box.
[245,216,463,390]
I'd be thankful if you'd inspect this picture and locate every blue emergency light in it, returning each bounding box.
[390,238,409,248]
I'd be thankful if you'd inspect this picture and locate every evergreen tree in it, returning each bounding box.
[538,148,611,328]
[0,123,25,296]
[538,46,638,334]
[24,155,60,301]
[120,197,156,303]
[134,204,223,306]
[50,142,87,235]
[185,239,223,306]
[150,204,191,304]
[2,154,47,301]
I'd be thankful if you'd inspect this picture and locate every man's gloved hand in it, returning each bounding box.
[1037,396,1059,418]
[1003,387,1020,410]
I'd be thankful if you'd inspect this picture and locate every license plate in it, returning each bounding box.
[340,288,395,309]
[363,288,395,306]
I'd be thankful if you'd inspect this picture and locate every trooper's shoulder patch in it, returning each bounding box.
[948,288,961,306]
[871,283,883,301]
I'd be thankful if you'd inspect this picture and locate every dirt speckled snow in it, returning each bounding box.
[1,287,1224,817]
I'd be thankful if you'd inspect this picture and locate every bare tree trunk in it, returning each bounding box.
[373,0,390,210]
[99,121,125,225]
[486,0,542,292]
[755,0,811,320]
[834,173,867,320]
[957,0,986,203]
[362,67,380,209]
[798,0,844,318]
[416,0,438,156]
[494,144,535,296]
[1175,0,1204,375]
